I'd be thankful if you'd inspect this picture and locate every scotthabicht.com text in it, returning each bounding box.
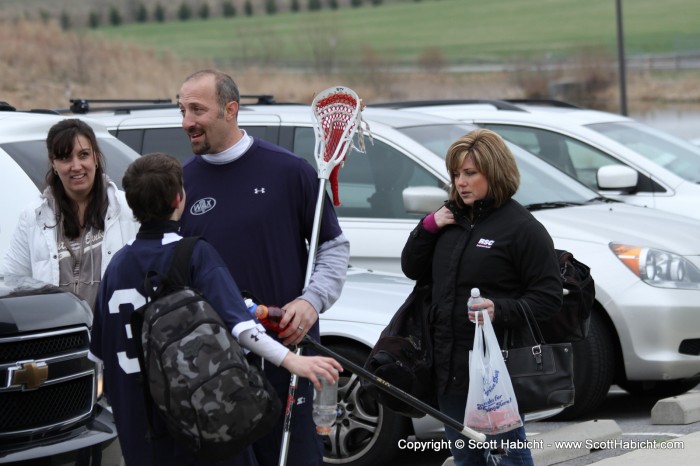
[397,438,685,452]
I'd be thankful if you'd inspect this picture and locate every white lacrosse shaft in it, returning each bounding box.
[278,87,365,466]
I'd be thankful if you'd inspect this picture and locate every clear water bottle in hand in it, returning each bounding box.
[467,287,486,323]
[313,375,338,435]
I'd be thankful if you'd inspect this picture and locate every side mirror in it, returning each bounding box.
[403,186,448,214]
[597,165,638,192]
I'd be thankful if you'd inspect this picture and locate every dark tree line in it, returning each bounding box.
[60,0,394,30]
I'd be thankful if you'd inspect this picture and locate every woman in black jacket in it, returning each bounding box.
[402,129,562,466]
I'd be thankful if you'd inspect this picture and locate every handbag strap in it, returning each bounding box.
[502,302,547,370]
[518,301,547,344]
[503,301,548,349]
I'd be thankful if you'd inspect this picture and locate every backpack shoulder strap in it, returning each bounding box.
[165,236,202,288]
[133,235,202,447]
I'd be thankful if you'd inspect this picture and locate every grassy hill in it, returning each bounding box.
[2,0,699,111]
[85,0,700,68]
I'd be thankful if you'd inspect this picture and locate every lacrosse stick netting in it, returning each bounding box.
[312,86,370,206]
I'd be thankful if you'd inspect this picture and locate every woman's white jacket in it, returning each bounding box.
[1,181,139,285]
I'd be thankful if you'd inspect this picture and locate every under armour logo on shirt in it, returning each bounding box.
[249,329,263,342]
[254,188,266,194]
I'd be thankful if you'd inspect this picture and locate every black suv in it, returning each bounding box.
[0,277,115,463]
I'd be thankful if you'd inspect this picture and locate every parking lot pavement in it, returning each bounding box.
[440,423,700,466]
[590,429,700,465]
[591,393,700,465]
[71,427,700,466]
[440,393,700,466]
[66,393,700,466]
[101,439,122,466]
[440,420,622,466]
[54,439,122,466]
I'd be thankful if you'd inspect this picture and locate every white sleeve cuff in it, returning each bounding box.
[237,326,289,367]
[231,319,259,339]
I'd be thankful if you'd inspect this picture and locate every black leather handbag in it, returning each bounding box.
[503,302,575,414]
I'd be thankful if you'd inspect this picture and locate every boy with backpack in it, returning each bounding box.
[88,152,342,466]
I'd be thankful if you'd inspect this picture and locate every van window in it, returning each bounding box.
[293,127,440,219]
[1,138,136,189]
[484,124,666,194]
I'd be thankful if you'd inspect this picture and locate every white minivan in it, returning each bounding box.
[387,99,700,222]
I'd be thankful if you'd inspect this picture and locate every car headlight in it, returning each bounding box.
[610,243,700,289]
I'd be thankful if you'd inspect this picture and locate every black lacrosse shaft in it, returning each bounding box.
[300,335,485,441]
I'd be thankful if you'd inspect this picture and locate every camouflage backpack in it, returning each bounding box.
[130,237,280,460]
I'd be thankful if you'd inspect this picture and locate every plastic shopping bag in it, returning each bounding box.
[464,311,523,435]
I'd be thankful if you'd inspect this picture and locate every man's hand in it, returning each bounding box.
[277,298,319,346]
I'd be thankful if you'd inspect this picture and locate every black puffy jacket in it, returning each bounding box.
[401,199,562,395]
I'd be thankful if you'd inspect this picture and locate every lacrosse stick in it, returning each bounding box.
[278,87,368,466]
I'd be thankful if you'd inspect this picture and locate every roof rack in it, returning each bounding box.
[1,101,17,112]
[244,94,277,105]
[504,99,580,109]
[64,99,175,114]
[0,101,60,114]
[62,94,280,115]
[371,99,527,112]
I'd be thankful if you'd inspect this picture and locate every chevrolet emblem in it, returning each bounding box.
[11,362,49,390]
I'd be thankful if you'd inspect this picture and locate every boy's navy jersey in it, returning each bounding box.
[180,138,343,309]
[89,229,258,466]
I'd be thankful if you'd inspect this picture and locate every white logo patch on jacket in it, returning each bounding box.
[190,197,216,215]
[476,238,495,248]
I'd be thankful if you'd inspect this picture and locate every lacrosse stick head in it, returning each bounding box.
[312,86,366,206]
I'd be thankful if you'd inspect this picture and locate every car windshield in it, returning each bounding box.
[587,121,700,183]
[399,124,474,159]
[398,125,599,209]
[0,138,136,189]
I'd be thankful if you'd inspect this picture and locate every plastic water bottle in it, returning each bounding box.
[467,287,486,323]
[312,376,338,435]
[245,299,285,333]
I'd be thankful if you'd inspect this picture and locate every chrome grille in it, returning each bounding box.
[0,374,93,432]
[0,327,95,438]
[0,329,89,364]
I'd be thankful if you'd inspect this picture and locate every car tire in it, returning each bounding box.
[551,309,615,420]
[322,343,410,466]
[618,378,700,398]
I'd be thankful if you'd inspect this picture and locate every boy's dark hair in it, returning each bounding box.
[45,118,108,238]
[122,152,183,223]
